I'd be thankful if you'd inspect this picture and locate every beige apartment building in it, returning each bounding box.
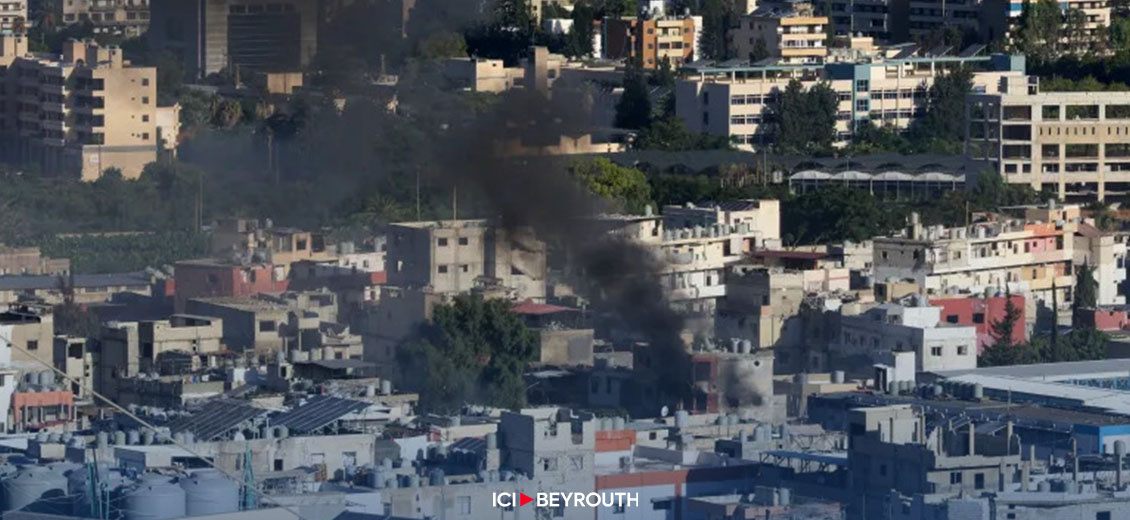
[966,76,1130,200]
[603,15,700,69]
[96,315,224,400]
[53,0,150,37]
[873,213,1075,308]
[0,245,69,276]
[0,37,159,180]
[677,52,1025,150]
[0,0,26,32]
[729,2,828,64]
[385,220,548,302]
[0,303,54,369]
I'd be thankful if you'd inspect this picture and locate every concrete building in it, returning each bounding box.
[385,220,547,302]
[899,0,990,42]
[0,303,54,369]
[966,76,1130,200]
[53,335,92,401]
[0,271,153,305]
[209,218,332,276]
[1073,222,1127,306]
[729,2,829,64]
[0,37,160,180]
[603,14,700,68]
[51,0,150,37]
[173,258,289,312]
[184,297,286,353]
[835,301,978,374]
[0,0,26,32]
[820,0,895,40]
[148,0,317,79]
[873,213,1075,310]
[95,314,224,401]
[678,52,1025,150]
[0,245,69,275]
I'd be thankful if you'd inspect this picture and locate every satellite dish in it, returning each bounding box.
[660,406,669,418]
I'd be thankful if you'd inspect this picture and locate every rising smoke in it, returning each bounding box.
[428,89,694,406]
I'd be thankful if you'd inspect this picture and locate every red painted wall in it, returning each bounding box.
[174,262,288,310]
[931,294,1026,353]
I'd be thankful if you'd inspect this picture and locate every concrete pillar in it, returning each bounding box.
[967,422,976,456]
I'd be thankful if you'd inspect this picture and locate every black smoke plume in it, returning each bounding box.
[429,89,692,406]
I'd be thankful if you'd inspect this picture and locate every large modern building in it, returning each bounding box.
[677,51,1026,150]
[0,37,159,180]
[149,0,317,79]
[966,75,1130,200]
[50,0,150,37]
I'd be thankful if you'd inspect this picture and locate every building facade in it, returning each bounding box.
[836,302,978,373]
[0,0,25,32]
[966,76,1130,200]
[603,14,700,69]
[52,0,150,37]
[149,0,317,78]
[0,37,159,180]
[678,53,1025,150]
[729,2,828,64]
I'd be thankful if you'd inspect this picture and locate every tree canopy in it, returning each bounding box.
[397,295,538,413]
[570,158,652,214]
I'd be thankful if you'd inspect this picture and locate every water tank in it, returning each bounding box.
[3,466,69,513]
[141,431,154,446]
[47,433,61,444]
[96,432,108,450]
[124,475,186,520]
[38,371,54,387]
[274,426,289,439]
[381,458,393,471]
[183,432,195,445]
[370,470,385,489]
[428,469,445,486]
[113,431,126,445]
[180,470,239,517]
[612,417,626,430]
[126,431,140,445]
[778,488,791,506]
[740,339,753,354]
[972,384,984,400]
[832,371,845,384]
[365,385,377,398]
[69,464,128,518]
[380,380,392,395]
[261,425,274,440]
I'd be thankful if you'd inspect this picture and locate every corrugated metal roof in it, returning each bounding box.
[272,396,371,434]
[0,272,150,291]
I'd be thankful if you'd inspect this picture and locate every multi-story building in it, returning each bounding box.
[677,52,1025,150]
[0,0,26,32]
[603,14,700,68]
[173,258,289,312]
[0,303,53,371]
[385,219,547,302]
[95,314,224,401]
[51,0,150,37]
[836,301,979,373]
[966,76,1130,200]
[929,292,1027,351]
[986,0,1112,49]
[873,213,1075,309]
[899,0,988,42]
[0,37,159,180]
[818,0,895,41]
[149,0,317,79]
[729,2,829,64]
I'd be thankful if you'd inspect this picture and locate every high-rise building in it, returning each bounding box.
[0,36,159,180]
[729,1,829,64]
[149,0,317,79]
[0,0,26,32]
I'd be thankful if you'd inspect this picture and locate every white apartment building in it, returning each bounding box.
[0,37,159,180]
[873,213,1075,308]
[729,2,828,64]
[592,200,781,318]
[966,76,1130,200]
[1026,202,1128,306]
[677,52,1026,150]
[55,0,150,37]
[837,301,978,373]
[0,0,26,32]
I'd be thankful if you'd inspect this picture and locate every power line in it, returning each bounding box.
[4,341,311,520]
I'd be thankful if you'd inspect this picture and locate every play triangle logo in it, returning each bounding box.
[519,493,533,506]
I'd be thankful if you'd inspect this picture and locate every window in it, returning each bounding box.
[958,345,968,356]
[141,78,149,87]
[613,503,626,514]
[141,96,149,104]
[458,237,468,245]
[438,265,448,273]
[460,264,469,273]
[438,238,448,246]
[1097,512,1112,520]
[141,132,149,140]
[950,472,963,484]
[945,315,959,324]
[27,340,37,351]
[274,459,284,471]
[974,472,985,489]
[591,378,599,393]
[141,115,149,122]
[879,464,887,476]
[259,320,276,332]
[931,346,942,357]
[456,496,471,515]
[973,313,984,324]
[856,79,869,92]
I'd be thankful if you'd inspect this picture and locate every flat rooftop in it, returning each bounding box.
[932,359,1130,382]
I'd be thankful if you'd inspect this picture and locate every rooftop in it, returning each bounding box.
[0,272,150,291]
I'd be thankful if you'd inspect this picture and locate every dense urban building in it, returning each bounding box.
[0,0,25,32]
[602,13,700,68]
[48,0,150,37]
[729,1,829,64]
[0,36,160,180]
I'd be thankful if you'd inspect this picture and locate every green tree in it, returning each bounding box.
[1073,263,1098,326]
[699,0,734,60]
[564,1,596,58]
[990,288,1023,349]
[1014,0,1064,62]
[749,36,770,62]
[615,60,652,130]
[396,295,537,413]
[570,158,652,213]
[910,67,973,150]
[782,186,903,244]
[769,79,837,153]
[211,99,243,129]
[634,116,733,151]
[1112,17,1130,53]
[418,32,469,60]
